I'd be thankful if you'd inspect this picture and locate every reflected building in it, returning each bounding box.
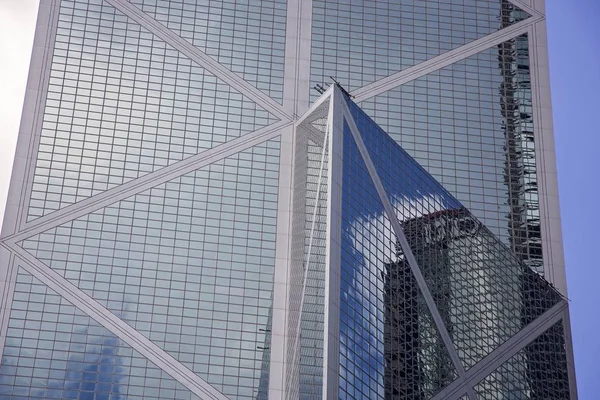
[0,0,575,399]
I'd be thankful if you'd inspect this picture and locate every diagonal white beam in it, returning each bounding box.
[431,299,568,400]
[105,0,292,123]
[4,121,291,244]
[508,0,544,18]
[337,87,468,380]
[4,242,229,400]
[353,15,541,102]
[294,86,333,128]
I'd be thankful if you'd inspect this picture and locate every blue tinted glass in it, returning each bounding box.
[346,99,461,214]
[344,99,563,368]
[339,120,455,399]
[359,35,542,274]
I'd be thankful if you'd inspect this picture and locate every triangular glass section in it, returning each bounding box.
[339,121,456,399]
[344,98,563,369]
[0,268,202,400]
[474,320,571,399]
[21,139,280,400]
[310,0,531,99]
[129,0,287,102]
[28,0,279,221]
[360,34,543,274]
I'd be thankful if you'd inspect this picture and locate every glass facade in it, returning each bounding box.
[0,269,201,400]
[347,100,562,369]
[339,121,456,399]
[29,0,278,220]
[22,139,279,399]
[128,0,287,101]
[311,0,529,96]
[0,0,573,399]
[326,94,569,399]
[475,321,570,399]
[360,34,542,273]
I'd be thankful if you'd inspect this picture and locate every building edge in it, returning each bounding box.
[0,0,60,364]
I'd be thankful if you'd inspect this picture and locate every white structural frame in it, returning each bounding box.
[0,0,574,399]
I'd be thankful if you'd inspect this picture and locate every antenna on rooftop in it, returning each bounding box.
[313,83,328,94]
[330,76,354,99]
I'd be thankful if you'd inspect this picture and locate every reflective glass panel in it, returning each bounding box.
[339,119,456,399]
[361,35,542,273]
[22,139,280,400]
[129,0,287,102]
[311,0,530,96]
[346,97,562,368]
[29,0,278,220]
[475,321,571,399]
[0,269,201,400]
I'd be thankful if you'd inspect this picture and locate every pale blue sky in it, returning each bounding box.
[0,0,597,397]
[547,0,600,397]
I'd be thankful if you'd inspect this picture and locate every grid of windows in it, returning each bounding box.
[0,269,201,400]
[29,0,278,221]
[21,139,280,400]
[129,0,287,102]
[475,321,570,399]
[311,0,529,96]
[347,98,563,369]
[360,35,542,273]
[339,121,456,400]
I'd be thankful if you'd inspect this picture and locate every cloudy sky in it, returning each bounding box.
[0,0,39,224]
[0,0,598,398]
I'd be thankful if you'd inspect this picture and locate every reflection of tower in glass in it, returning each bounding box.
[401,207,543,396]
[382,250,423,400]
[408,208,522,359]
[382,206,541,398]
[382,210,477,399]
[499,1,543,274]
[404,210,458,390]
[521,270,571,398]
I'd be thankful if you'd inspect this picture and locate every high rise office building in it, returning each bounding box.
[0,0,576,399]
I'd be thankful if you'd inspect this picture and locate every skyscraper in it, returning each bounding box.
[0,0,576,399]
